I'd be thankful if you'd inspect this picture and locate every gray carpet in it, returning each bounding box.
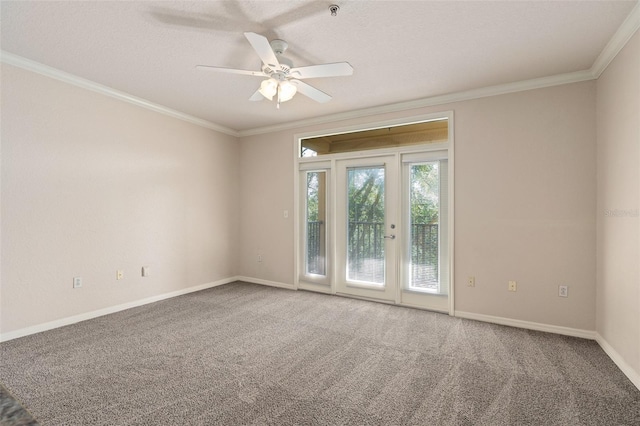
[1,281,638,425]
[1,383,38,425]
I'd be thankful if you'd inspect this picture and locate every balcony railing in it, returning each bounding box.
[348,221,385,283]
[307,221,325,275]
[410,223,439,290]
[306,221,438,289]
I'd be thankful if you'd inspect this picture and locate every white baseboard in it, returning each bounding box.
[454,311,597,340]
[0,277,236,342]
[595,333,640,391]
[234,276,296,290]
[297,282,332,294]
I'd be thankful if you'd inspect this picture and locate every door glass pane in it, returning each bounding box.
[306,171,326,276]
[410,163,439,291]
[347,166,385,285]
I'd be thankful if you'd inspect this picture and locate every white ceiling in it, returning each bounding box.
[1,1,637,134]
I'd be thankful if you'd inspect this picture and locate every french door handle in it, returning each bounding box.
[383,234,396,239]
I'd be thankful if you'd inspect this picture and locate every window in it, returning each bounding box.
[303,170,328,279]
[300,119,448,157]
[405,159,448,294]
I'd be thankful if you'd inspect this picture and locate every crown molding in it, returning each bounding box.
[591,1,640,78]
[3,0,637,139]
[238,1,638,137]
[0,50,239,138]
[238,69,594,137]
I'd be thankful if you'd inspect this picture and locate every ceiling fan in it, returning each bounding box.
[197,32,353,108]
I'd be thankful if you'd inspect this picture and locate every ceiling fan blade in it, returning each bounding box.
[196,65,267,77]
[292,80,332,103]
[290,62,354,79]
[249,90,265,101]
[244,32,280,69]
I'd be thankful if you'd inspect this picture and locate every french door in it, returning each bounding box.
[296,141,453,312]
[299,150,451,312]
[335,156,398,301]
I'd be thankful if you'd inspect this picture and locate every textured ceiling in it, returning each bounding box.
[1,1,637,132]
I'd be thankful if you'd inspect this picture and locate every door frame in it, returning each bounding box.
[334,155,398,302]
[294,111,455,315]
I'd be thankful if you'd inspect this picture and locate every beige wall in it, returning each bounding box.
[238,130,296,285]
[0,64,240,334]
[239,81,597,331]
[455,84,597,329]
[1,62,600,337]
[596,31,640,380]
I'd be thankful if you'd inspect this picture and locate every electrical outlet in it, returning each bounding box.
[116,270,124,280]
[508,280,517,292]
[257,254,262,262]
[559,285,568,297]
[468,276,475,287]
[73,277,82,289]
[142,266,150,277]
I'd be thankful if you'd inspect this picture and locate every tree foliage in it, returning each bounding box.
[306,172,320,222]
[411,163,439,224]
[306,164,440,225]
[348,167,385,223]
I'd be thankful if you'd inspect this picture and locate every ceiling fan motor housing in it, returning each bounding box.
[262,54,293,78]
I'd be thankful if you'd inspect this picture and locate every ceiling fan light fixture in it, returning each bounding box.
[259,78,278,100]
[278,80,297,102]
[198,32,351,107]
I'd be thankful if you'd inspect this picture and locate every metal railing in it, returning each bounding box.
[410,224,439,289]
[306,221,438,288]
[348,221,385,283]
[307,221,325,275]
